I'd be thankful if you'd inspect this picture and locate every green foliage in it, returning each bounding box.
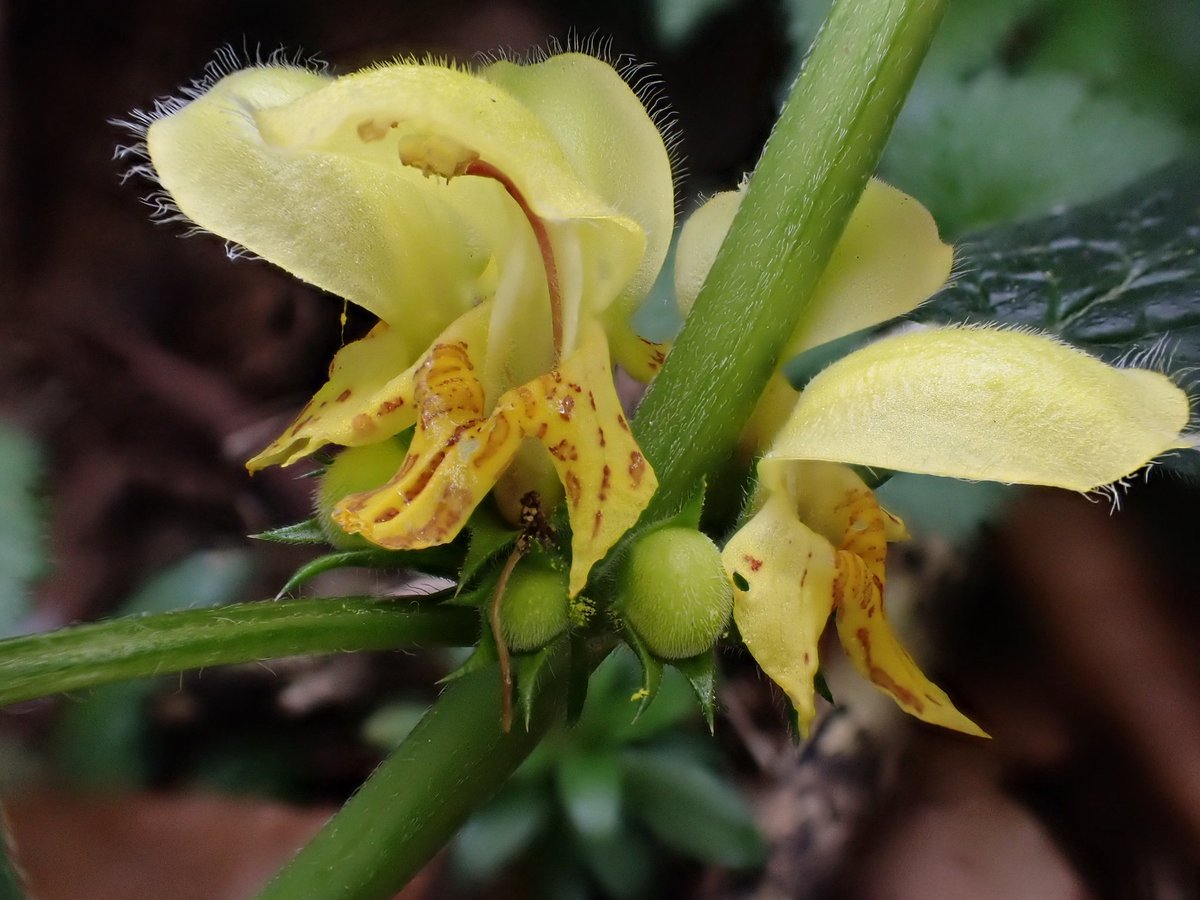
[0,810,24,900]
[0,422,46,637]
[883,71,1185,236]
[876,0,1194,236]
[779,0,1199,237]
[459,506,520,587]
[449,650,763,898]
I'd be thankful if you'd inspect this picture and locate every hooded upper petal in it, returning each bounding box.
[146,66,491,352]
[248,59,648,355]
[768,326,1191,491]
[147,57,664,360]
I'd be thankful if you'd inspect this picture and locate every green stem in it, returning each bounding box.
[258,643,569,900]
[635,0,948,516]
[0,598,478,707]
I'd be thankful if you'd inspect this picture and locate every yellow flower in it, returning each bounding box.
[679,184,1192,737]
[139,52,677,595]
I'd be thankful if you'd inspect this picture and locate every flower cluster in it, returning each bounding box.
[139,52,675,596]
[137,50,1191,736]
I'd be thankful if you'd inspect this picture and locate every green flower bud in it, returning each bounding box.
[619,527,732,659]
[501,559,570,651]
[316,437,410,549]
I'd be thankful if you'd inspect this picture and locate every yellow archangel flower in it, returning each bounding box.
[139,52,676,596]
[678,182,1193,737]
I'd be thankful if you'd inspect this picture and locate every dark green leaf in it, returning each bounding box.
[120,549,253,616]
[452,784,551,882]
[439,623,496,685]
[361,701,429,751]
[649,0,737,47]
[875,472,1011,542]
[565,634,591,727]
[613,665,701,744]
[51,550,254,786]
[1023,0,1200,123]
[672,653,717,733]
[882,72,1186,236]
[575,822,657,900]
[555,748,623,839]
[622,749,765,869]
[0,809,25,899]
[913,159,1200,477]
[251,518,327,544]
[813,670,834,704]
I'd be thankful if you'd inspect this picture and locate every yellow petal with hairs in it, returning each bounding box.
[334,321,656,595]
[478,53,675,326]
[147,67,489,350]
[248,304,492,470]
[253,61,647,354]
[771,327,1190,491]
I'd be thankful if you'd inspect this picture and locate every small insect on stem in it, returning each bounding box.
[490,491,557,732]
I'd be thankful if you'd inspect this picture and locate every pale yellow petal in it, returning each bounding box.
[674,180,952,357]
[334,324,514,550]
[247,303,490,471]
[784,179,953,357]
[253,61,646,353]
[833,548,987,736]
[516,321,658,595]
[478,53,674,312]
[769,327,1191,491]
[333,320,656,594]
[722,493,838,736]
[147,67,488,346]
[758,460,982,735]
[674,189,741,319]
[478,54,673,374]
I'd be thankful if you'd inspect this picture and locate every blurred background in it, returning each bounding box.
[2,0,1200,897]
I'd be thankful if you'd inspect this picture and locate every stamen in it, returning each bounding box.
[465,159,563,361]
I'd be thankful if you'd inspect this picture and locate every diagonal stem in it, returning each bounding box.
[634,0,949,517]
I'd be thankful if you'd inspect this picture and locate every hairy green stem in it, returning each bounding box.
[635,0,949,516]
[0,598,478,707]
[258,642,569,900]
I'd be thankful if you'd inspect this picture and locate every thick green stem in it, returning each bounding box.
[0,598,478,707]
[258,643,569,900]
[635,0,948,516]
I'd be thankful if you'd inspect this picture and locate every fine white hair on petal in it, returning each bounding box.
[476,31,686,207]
[1116,334,1177,372]
[111,44,327,248]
